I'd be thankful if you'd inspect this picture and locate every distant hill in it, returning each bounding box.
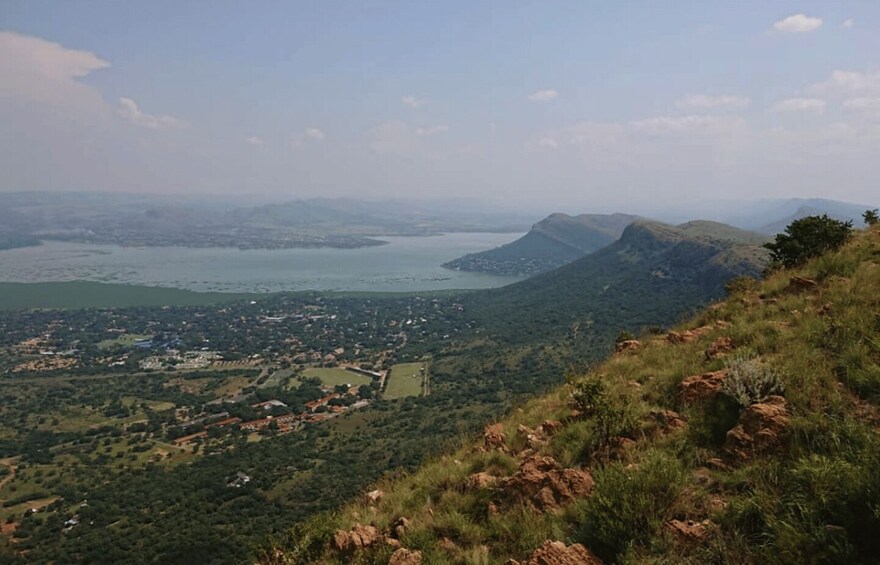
[443,213,640,276]
[467,219,769,344]
[755,202,868,235]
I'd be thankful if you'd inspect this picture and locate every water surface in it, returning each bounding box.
[0,233,522,293]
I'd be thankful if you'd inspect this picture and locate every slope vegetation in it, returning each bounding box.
[467,220,769,346]
[274,226,880,564]
[443,213,639,276]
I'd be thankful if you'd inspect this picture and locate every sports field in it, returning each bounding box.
[382,362,426,399]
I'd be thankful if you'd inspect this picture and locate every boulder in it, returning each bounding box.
[788,276,818,292]
[466,472,498,490]
[501,455,594,512]
[389,548,423,565]
[679,370,726,403]
[648,409,687,435]
[705,336,735,360]
[667,519,714,542]
[331,524,381,553]
[484,423,506,450]
[365,489,384,504]
[391,516,411,540]
[523,540,603,565]
[724,396,790,460]
[666,326,712,344]
[615,339,641,354]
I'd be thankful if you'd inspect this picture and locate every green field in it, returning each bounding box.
[0,281,260,311]
[97,333,152,349]
[383,362,426,399]
[301,367,373,387]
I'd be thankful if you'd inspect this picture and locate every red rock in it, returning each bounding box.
[705,336,735,360]
[667,519,714,542]
[525,540,603,564]
[484,423,506,450]
[615,339,641,354]
[724,396,790,460]
[679,370,726,403]
[788,276,818,291]
[389,548,423,565]
[331,524,381,553]
[466,472,498,490]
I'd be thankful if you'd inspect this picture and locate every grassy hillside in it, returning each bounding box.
[0,281,257,310]
[272,225,880,564]
[443,213,639,276]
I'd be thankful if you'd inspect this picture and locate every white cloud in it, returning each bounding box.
[305,128,325,142]
[415,125,449,136]
[773,13,823,33]
[675,94,750,110]
[772,97,826,113]
[244,135,264,146]
[401,96,427,109]
[537,137,559,149]
[118,97,188,129]
[527,89,558,102]
[809,70,880,95]
[630,114,746,136]
[844,97,880,119]
[841,19,855,29]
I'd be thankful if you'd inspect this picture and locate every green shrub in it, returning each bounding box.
[721,355,784,408]
[863,209,879,226]
[577,450,684,561]
[764,215,853,268]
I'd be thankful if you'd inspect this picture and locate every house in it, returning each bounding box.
[228,471,252,488]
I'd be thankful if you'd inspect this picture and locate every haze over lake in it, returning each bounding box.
[0,232,522,293]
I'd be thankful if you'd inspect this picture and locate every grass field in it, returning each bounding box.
[383,362,426,399]
[0,281,260,311]
[301,367,373,387]
[97,334,152,349]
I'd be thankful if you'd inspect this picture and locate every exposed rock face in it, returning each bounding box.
[679,370,726,403]
[667,519,714,542]
[484,423,506,451]
[724,395,790,459]
[391,517,411,540]
[331,524,381,553]
[615,339,641,354]
[389,548,423,565]
[517,540,604,565]
[705,336,735,360]
[501,455,594,512]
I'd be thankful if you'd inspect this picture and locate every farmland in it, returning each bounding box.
[382,362,427,399]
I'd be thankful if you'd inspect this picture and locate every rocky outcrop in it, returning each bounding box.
[466,472,498,490]
[389,548,423,565]
[666,519,715,542]
[679,370,726,403]
[666,326,712,344]
[647,409,687,436]
[705,336,735,360]
[511,540,604,565]
[724,395,790,460]
[500,455,594,512]
[484,423,507,451]
[332,524,382,553]
[615,339,641,354]
[788,276,818,292]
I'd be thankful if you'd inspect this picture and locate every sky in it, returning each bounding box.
[1,0,879,212]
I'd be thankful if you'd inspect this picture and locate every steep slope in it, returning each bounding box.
[468,220,769,347]
[276,226,880,565]
[443,213,639,276]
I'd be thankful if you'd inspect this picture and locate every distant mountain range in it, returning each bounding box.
[467,219,770,345]
[0,192,532,250]
[443,213,639,276]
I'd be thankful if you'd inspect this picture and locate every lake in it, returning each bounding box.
[0,233,523,293]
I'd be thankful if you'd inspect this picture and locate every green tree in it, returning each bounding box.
[764,214,853,268]
[864,209,879,226]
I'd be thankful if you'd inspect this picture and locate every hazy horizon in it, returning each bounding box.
[2,1,879,211]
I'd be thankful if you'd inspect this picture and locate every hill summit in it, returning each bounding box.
[270,225,880,564]
[443,213,639,276]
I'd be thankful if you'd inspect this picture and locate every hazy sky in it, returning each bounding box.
[1,1,879,211]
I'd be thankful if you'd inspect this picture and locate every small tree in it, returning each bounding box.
[864,209,879,227]
[764,214,853,268]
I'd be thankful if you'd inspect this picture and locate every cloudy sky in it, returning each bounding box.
[1,1,878,211]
